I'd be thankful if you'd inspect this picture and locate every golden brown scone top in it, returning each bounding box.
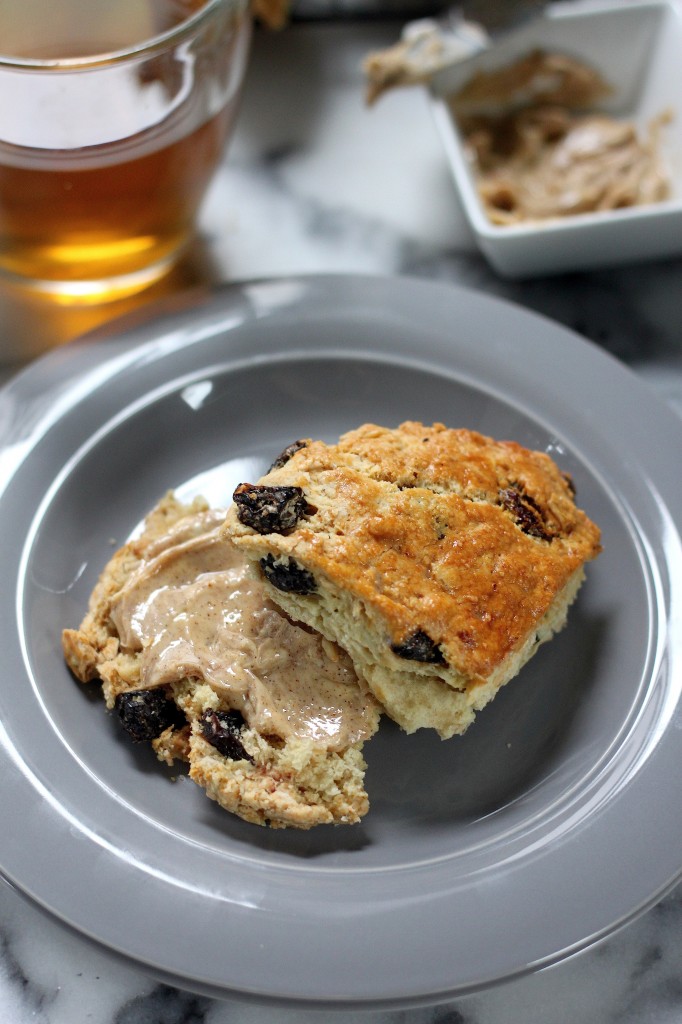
[225,422,602,684]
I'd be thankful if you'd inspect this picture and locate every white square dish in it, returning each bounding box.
[429,0,682,277]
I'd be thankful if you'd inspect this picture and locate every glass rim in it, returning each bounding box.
[0,0,247,70]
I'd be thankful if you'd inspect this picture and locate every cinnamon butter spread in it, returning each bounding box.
[449,50,671,224]
[108,509,376,751]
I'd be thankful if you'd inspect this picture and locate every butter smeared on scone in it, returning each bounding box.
[63,492,380,829]
[224,421,602,740]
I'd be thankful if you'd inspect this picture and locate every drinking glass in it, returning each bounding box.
[0,0,252,302]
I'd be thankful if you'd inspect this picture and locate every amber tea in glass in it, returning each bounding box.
[0,0,251,300]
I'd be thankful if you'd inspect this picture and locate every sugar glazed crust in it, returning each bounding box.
[62,492,378,829]
[225,421,602,739]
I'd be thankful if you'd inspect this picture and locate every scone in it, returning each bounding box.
[224,421,602,739]
[63,492,380,829]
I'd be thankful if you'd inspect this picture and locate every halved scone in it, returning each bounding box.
[62,492,380,829]
[224,421,602,739]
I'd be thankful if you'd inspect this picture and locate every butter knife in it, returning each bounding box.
[364,0,549,104]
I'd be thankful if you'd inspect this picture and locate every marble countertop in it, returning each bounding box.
[2,17,682,1024]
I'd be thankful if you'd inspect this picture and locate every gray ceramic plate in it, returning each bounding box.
[1,274,681,1009]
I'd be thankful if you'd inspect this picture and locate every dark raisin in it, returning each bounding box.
[260,553,317,594]
[269,440,307,471]
[498,487,552,541]
[233,483,311,535]
[391,629,446,664]
[200,709,254,763]
[115,689,182,742]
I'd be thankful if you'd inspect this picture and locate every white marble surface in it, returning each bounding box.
[2,17,682,1024]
